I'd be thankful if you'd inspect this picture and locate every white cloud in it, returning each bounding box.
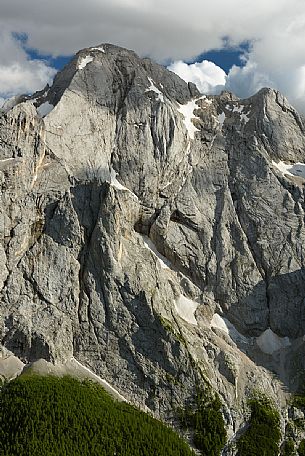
[0,0,303,60]
[168,60,226,95]
[169,45,305,114]
[0,30,56,100]
[0,0,305,112]
[225,43,305,113]
[225,60,274,99]
[0,60,56,97]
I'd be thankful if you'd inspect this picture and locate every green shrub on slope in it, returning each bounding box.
[281,438,295,456]
[298,439,305,456]
[179,388,227,456]
[237,395,281,456]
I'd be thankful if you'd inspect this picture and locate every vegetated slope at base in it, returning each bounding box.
[178,388,227,456]
[0,375,195,456]
[236,395,281,456]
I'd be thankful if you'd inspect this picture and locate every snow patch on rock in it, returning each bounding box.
[146,77,164,102]
[211,314,250,345]
[91,46,105,53]
[273,161,305,179]
[109,167,138,199]
[177,99,201,139]
[140,235,171,269]
[211,313,229,333]
[37,101,54,117]
[110,167,128,191]
[175,295,198,325]
[225,104,250,123]
[78,55,94,70]
[217,112,226,127]
[256,328,291,355]
[240,113,250,123]
[203,97,213,105]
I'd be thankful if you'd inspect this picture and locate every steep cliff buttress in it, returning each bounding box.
[1,43,305,441]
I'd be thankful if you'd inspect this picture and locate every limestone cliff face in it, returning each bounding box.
[1,43,305,436]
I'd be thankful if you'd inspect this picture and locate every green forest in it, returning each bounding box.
[0,375,195,456]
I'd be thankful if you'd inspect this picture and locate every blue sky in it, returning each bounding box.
[29,51,72,71]
[13,33,73,72]
[196,45,249,74]
[27,45,248,74]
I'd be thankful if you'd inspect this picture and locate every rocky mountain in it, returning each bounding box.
[1,43,305,452]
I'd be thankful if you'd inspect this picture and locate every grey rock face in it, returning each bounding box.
[1,43,305,435]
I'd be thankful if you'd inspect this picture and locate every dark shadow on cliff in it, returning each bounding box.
[42,180,305,394]
[223,267,305,392]
[43,181,198,411]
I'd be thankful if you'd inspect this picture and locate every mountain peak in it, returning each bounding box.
[1,46,305,452]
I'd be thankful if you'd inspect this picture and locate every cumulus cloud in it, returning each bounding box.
[0,0,305,112]
[0,30,56,100]
[225,47,305,113]
[0,0,303,60]
[0,59,57,98]
[225,61,273,99]
[168,60,226,95]
[169,52,305,114]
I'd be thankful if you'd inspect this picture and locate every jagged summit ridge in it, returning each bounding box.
[1,43,305,446]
